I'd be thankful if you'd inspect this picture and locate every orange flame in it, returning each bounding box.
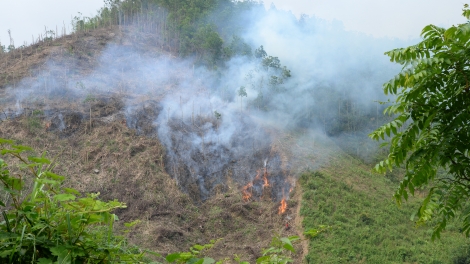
[242,166,271,201]
[242,182,253,202]
[254,170,261,180]
[278,198,287,214]
[263,167,269,188]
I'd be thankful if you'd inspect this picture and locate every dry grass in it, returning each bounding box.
[0,100,305,263]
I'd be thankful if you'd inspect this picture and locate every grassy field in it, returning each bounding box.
[300,154,470,263]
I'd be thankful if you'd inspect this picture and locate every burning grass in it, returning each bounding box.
[0,95,304,263]
[159,109,294,204]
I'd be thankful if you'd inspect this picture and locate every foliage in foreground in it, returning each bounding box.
[0,138,155,263]
[370,5,470,239]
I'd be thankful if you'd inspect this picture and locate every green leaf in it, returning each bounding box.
[44,171,65,181]
[0,138,15,145]
[445,26,458,39]
[256,255,271,263]
[28,156,51,164]
[201,258,215,264]
[36,178,60,186]
[50,246,71,264]
[166,253,181,262]
[1,149,21,155]
[54,194,76,202]
[124,219,140,227]
[63,188,80,195]
[12,145,33,151]
[193,244,204,251]
[0,249,15,258]
[280,237,295,253]
[37,258,53,264]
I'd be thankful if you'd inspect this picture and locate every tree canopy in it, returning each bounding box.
[370,5,470,239]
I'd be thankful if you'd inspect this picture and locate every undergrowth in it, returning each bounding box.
[0,138,152,263]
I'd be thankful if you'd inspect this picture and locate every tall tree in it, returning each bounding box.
[370,5,470,239]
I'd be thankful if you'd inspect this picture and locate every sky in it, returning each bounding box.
[0,0,104,47]
[0,0,468,47]
[266,0,468,39]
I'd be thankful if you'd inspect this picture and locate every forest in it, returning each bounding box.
[1,0,470,263]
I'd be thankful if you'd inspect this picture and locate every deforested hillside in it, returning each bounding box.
[0,20,308,262]
[1,1,469,263]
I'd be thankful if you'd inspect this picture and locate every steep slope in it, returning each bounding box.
[0,27,306,262]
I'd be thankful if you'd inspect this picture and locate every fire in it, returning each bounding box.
[263,167,269,188]
[242,182,253,202]
[254,170,261,180]
[241,163,271,202]
[278,198,287,214]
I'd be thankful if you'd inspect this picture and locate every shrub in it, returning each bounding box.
[0,138,155,263]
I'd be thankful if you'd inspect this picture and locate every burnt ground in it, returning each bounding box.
[163,115,293,204]
[0,102,303,262]
[0,27,308,263]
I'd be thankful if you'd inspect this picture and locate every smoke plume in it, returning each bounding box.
[1,5,411,201]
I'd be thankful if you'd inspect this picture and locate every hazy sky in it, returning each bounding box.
[0,0,467,47]
[0,0,104,47]
[266,0,468,39]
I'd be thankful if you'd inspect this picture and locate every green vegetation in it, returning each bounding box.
[26,110,44,132]
[370,5,470,239]
[300,154,469,263]
[74,0,259,66]
[255,235,299,264]
[164,240,218,263]
[0,138,153,263]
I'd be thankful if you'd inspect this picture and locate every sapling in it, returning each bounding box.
[7,29,14,54]
[238,86,247,112]
[83,91,95,135]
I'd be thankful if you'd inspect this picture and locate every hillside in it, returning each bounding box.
[0,27,306,262]
[1,2,470,263]
[299,150,470,263]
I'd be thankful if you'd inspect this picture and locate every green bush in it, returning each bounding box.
[0,138,155,263]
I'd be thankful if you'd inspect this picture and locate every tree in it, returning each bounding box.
[192,24,224,66]
[370,5,470,239]
[254,45,267,59]
[238,86,247,111]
